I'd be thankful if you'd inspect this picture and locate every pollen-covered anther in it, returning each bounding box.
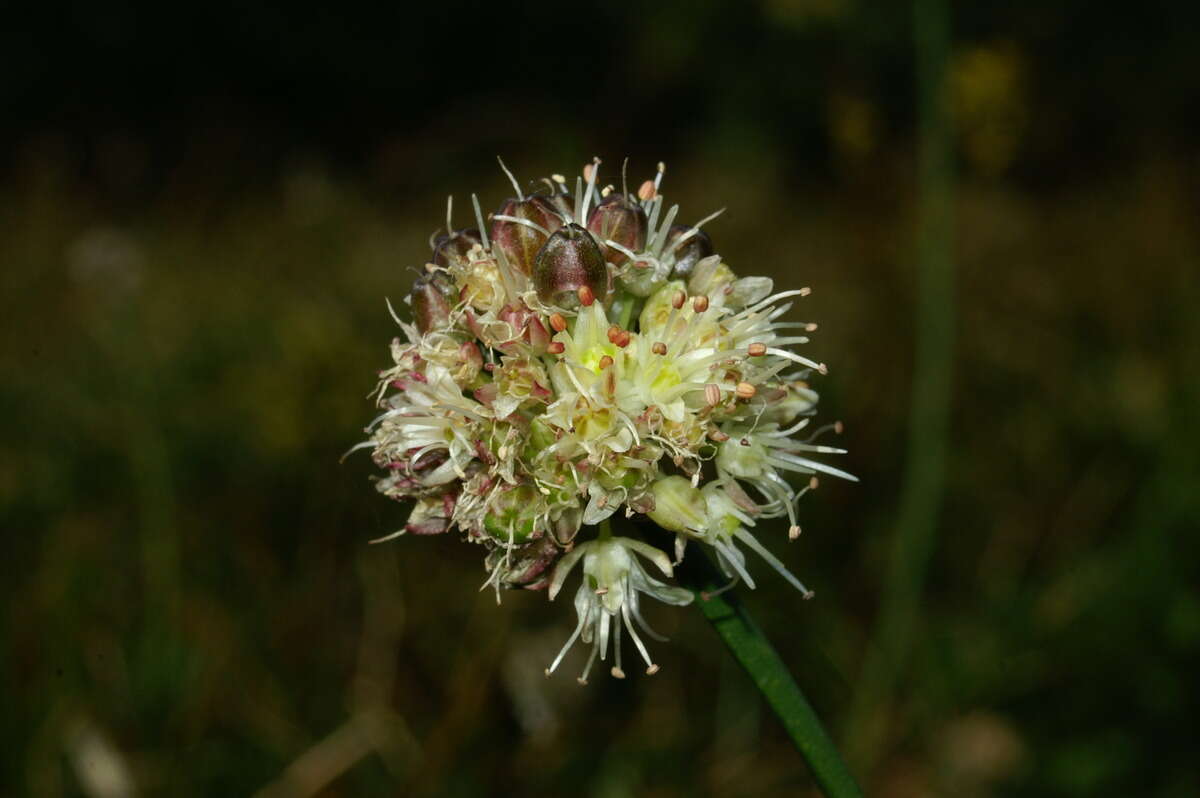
[547,341,565,355]
[671,290,686,310]
[598,355,614,370]
[817,363,829,375]
[652,342,667,356]
[692,295,709,313]
[637,180,656,201]
[613,330,631,348]
[607,324,622,343]
[646,664,660,676]
[704,383,721,406]
[578,285,595,306]
[708,427,730,442]
[800,286,812,296]
[806,322,819,332]
[735,382,757,400]
[747,342,767,357]
[549,312,567,332]
[789,525,802,540]
[834,420,844,434]
[809,476,820,490]
[611,666,626,679]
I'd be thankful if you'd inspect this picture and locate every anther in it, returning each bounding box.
[704,384,721,406]
[817,363,828,375]
[544,668,552,678]
[583,162,596,183]
[598,355,614,370]
[708,428,730,442]
[576,677,588,685]
[747,342,767,357]
[834,420,844,434]
[595,587,608,595]
[800,286,812,296]
[549,312,567,332]
[646,664,660,676]
[806,323,819,332]
[692,295,709,313]
[652,342,667,356]
[809,476,820,490]
[578,285,595,306]
[789,525,801,540]
[671,290,686,310]
[547,341,565,355]
[637,180,656,201]
[611,666,626,679]
[614,330,631,348]
[735,382,757,399]
[607,324,622,343]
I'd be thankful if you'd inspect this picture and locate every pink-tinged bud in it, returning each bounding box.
[664,224,714,279]
[586,193,647,265]
[490,195,564,276]
[526,314,551,352]
[411,277,451,333]
[533,223,609,307]
[432,228,483,267]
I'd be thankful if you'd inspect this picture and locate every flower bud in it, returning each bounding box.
[411,276,452,333]
[483,484,543,544]
[587,193,648,266]
[490,195,564,276]
[686,254,736,297]
[665,225,714,279]
[533,223,609,307]
[647,476,707,533]
[432,228,483,268]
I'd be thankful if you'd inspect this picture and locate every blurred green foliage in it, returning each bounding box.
[3,2,1200,796]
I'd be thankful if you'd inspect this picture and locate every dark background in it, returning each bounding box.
[3,1,1199,795]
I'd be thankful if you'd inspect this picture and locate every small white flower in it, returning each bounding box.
[544,537,692,683]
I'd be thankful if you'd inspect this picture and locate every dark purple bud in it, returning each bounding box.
[587,193,648,265]
[411,277,451,333]
[665,224,714,279]
[533,224,609,307]
[489,195,564,276]
[432,228,483,268]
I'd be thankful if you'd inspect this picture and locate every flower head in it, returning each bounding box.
[356,158,854,679]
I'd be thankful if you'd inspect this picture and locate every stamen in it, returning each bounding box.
[497,156,524,200]
[652,342,667,356]
[637,180,656,201]
[547,342,565,355]
[671,290,686,310]
[747,342,767,357]
[692,295,709,313]
[598,355,614,370]
[549,313,567,332]
[735,382,757,399]
[704,384,722,406]
[578,285,595,306]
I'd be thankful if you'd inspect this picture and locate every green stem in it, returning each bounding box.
[598,518,614,541]
[676,550,863,798]
[847,0,955,771]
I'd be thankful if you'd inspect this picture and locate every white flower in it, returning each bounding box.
[544,536,692,683]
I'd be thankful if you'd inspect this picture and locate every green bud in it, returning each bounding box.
[647,476,707,533]
[483,484,542,544]
[533,223,609,307]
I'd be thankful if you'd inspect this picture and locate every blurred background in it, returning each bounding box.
[3,1,1199,795]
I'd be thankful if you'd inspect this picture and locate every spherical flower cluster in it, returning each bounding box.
[356,159,854,682]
